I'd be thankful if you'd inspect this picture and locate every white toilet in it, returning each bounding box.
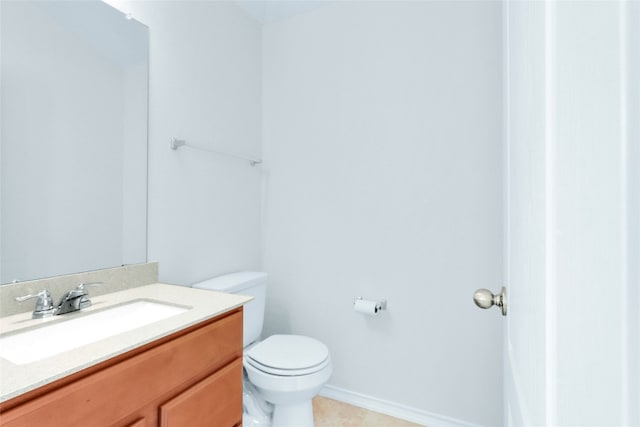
[193,272,332,427]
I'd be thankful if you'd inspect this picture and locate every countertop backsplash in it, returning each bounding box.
[0,262,159,317]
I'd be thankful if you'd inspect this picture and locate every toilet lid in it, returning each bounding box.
[246,335,330,372]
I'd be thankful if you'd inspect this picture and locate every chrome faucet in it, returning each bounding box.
[16,282,102,318]
[15,290,56,318]
[55,283,95,315]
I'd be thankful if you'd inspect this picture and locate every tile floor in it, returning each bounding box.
[312,396,423,427]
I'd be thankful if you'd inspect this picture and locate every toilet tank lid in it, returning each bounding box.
[192,271,268,293]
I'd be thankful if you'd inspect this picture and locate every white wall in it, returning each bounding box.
[104,1,503,424]
[105,0,263,285]
[261,2,503,425]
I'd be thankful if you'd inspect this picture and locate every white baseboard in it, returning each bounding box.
[319,385,482,427]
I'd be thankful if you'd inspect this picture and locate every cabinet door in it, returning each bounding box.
[160,358,242,427]
[126,418,146,427]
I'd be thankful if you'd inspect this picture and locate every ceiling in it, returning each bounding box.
[234,0,327,23]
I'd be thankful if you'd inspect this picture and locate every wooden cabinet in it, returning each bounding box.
[159,359,242,427]
[0,308,243,427]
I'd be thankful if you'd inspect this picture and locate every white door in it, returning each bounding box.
[503,1,639,425]
[503,1,549,424]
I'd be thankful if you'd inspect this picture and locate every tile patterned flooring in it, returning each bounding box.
[312,397,423,427]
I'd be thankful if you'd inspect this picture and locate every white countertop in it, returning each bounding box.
[0,283,252,403]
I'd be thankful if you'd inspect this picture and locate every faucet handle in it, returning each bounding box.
[76,282,103,291]
[15,290,55,318]
[15,290,49,302]
[76,282,102,309]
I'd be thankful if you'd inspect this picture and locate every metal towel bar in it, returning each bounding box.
[170,138,262,166]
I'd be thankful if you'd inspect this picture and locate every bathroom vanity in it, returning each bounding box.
[0,284,251,427]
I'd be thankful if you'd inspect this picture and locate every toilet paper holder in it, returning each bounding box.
[354,297,387,314]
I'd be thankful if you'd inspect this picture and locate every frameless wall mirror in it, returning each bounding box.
[0,0,149,284]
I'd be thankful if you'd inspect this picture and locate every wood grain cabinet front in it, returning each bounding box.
[126,418,147,427]
[159,358,242,427]
[0,308,243,427]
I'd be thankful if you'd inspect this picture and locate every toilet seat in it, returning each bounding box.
[246,335,330,376]
[246,354,332,376]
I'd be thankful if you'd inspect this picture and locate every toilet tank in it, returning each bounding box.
[192,272,267,348]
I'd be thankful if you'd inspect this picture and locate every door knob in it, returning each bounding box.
[473,287,506,316]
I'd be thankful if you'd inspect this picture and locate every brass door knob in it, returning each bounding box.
[473,287,507,316]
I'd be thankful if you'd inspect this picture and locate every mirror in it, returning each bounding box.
[0,1,148,284]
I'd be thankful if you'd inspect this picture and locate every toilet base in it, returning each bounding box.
[272,400,314,427]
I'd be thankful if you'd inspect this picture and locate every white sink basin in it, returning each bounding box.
[0,300,188,365]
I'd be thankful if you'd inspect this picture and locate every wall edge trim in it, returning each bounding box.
[319,385,483,427]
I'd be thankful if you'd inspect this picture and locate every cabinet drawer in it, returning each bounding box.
[160,358,242,427]
[0,310,242,427]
